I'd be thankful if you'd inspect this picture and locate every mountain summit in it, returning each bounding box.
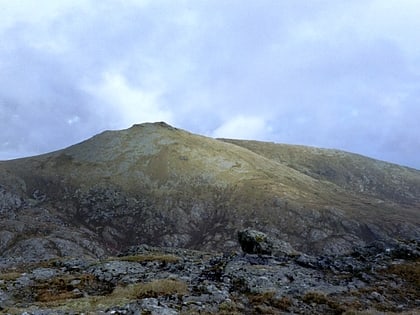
[1,122,419,265]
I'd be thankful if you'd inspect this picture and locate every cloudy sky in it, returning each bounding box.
[1,0,419,169]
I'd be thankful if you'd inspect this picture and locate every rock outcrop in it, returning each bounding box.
[238,229,298,256]
[1,237,419,314]
[238,229,273,255]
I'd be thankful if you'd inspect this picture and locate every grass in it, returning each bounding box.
[344,311,418,315]
[34,274,106,302]
[114,253,180,264]
[2,253,184,314]
[302,291,345,314]
[6,278,189,314]
[113,278,188,299]
[0,271,22,281]
[347,262,420,314]
[5,279,187,314]
[247,291,292,313]
[386,260,420,287]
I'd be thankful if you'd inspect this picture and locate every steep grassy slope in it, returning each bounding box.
[220,139,420,205]
[0,122,419,261]
[3,123,337,197]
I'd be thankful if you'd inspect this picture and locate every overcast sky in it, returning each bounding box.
[1,1,419,169]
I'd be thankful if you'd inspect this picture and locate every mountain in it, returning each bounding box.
[1,122,419,266]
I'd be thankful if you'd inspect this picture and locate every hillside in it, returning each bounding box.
[0,122,419,265]
[220,138,420,205]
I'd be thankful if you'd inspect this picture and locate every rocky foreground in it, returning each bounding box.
[1,230,419,315]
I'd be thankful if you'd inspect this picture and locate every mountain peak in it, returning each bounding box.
[0,123,419,259]
[129,121,178,130]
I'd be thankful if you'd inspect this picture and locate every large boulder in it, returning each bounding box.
[238,229,273,255]
[238,229,298,256]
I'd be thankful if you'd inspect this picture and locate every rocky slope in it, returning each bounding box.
[0,122,419,264]
[1,121,419,313]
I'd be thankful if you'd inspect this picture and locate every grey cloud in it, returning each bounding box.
[0,1,419,169]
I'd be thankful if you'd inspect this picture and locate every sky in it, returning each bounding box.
[1,0,419,170]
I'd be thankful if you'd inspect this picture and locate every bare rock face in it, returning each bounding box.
[0,200,108,269]
[0,185,23,213]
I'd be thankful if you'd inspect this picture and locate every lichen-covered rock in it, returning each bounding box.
[237,229,273,255]
[237,229,298,256]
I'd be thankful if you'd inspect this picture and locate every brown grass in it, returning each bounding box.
[7,278,188,314]
[248,291,292,312]
[302,291,345,314]
[302,291,330,304]
[134,279,188,299]
[0,271,22,281]
[34,274,113,303]
[113,278,188,299]
[386,260,420,287]
[344,311,419,315]
[248,291,276,304]
[216,300,243,315]
[115,253,180,264]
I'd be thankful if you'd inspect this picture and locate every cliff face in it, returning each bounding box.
[0,122,419,266]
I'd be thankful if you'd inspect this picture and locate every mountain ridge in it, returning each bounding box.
[220,138,420,205]
[0,122,419,264]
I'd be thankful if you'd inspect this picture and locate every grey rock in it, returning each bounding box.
[0,230,15,252]
[390,240,419,259]
[224,253,344,295]
[370,291,385,302]
[0,185,23,213]
[88,261,146,284]
[140,298,178,315]
[106,298,178,315]
[237,229,273,255]
[1,238,419,314]
[237,229,298,257]
[30,268,58,281]
[0,288,12,308]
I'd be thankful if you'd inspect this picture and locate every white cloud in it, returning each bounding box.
[83,72,173,129]
[212,116,271,140]
[0,1,61,28]
[67,115,80,125]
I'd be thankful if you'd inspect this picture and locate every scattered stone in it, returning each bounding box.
[88,261,146,284]
[370,291,384,303]
[30,268,58,281]
[1,237,419,314]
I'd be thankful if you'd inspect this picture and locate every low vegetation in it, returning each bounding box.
[386,260,420,287]
[113,278,188,299]
[113,253,180,263]
[247,291,292,313]
[0,271,22,281]
[302,291,345,314]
